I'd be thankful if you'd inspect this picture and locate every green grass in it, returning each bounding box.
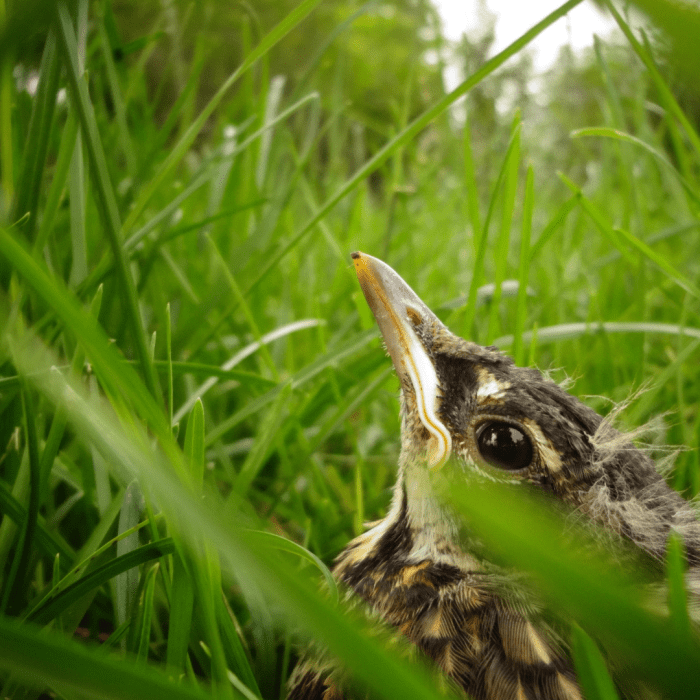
[0,1,699,699]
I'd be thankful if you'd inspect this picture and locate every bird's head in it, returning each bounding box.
[352,252,696,563]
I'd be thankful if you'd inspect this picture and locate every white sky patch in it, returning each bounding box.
[432,0,619,82]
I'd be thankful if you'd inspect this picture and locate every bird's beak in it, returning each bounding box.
[352,252,452,469]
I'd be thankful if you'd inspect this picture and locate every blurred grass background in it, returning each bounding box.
[0,0,699,698]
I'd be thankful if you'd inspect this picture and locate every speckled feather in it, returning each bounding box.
[287,255,700,700]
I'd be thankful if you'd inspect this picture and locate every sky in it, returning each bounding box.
[432,0,619,75]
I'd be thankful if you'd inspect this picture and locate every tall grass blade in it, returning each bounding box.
[184,400,205,490]
[487,116,520,341]
[528,196,576,262]
[1,384,41,616]
[0,615,209,700]
[97,16,136,176]
[246,530,338,606]
[234,383,290,495]
[54,1,160,399]
[570,625,621,700]
[613,226,700,300]
[463,113,482,239]
[464,121,522,336]
[571,127,700,205]
[216,594,260,697]
[513,165,534,364]
[0,480,73,561]
[136,563,159,661]
[12,31,61,239]
[493,322,700,349]
[166,552,194,673]
[205,331,376,445]
[0,0,13,209]
[0,227,170,443]
[115,481,144,638]
[666,533,691,643]
[173,319,321,425]
[28,539,175,626]
[33,111,79,256]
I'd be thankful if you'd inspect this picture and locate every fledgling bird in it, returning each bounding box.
[288,252,700,700]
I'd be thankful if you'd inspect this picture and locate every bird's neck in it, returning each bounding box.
[401,461,455,550]
[364,393,481,571]
[381,456,481,571]
[334,458,481,584]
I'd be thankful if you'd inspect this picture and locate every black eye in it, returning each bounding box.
[476,421,533,471]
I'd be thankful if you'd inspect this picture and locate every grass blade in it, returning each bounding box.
[558,173,636,266]
[1,384,41,616]
[184,399,205,490]
[571,624,621,700]
[12,30,61,239]
[493,322,700,349]
[513,165,534,365]
[28,539,175,626]
[167,551,195,672]
[463,113,482,239]
[614,226,700,300]
[0,0,13,208]
[0,614,208,700]
[54,1,160,400]
[0,227,171,445]
[97,16,136,175]
[528,195,576,263]
[0,479,73,561]
[487,115,521,341]
[246,530,338,606]
[116,481,144,636]
[33,110,79,256]
[204,331,376,445]
[234,383,290,495]
[464,120,523,336]
[571,127,700,205]
[666,533,691,643]
[136,563,159,661]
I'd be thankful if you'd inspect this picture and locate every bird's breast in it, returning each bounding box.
[333,527,582,700]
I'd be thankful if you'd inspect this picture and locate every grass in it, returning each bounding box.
[0,0,699,699]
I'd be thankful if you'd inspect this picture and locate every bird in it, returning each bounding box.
[287,251,700,700]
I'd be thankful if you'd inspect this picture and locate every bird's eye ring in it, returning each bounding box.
[475,421,534,471]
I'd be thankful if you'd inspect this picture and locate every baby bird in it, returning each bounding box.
[288,252,699,700]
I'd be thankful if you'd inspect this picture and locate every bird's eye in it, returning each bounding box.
[476,421,533,471]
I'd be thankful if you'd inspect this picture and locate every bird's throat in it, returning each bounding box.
[391,459,480,571]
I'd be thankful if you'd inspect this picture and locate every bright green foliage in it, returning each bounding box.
[0,1,699,699]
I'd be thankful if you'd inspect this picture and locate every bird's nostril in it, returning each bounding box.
[406,306,422,326]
